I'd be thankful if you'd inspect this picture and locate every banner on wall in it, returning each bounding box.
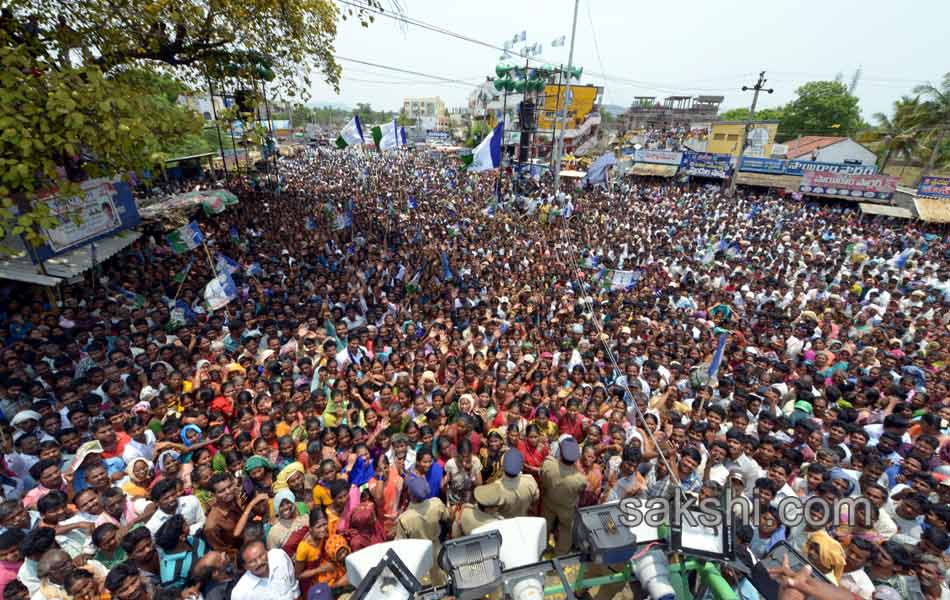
[918,176,950,200]
[29,178,140,261]
[633,149,683,165]
[800,171,899,201]
[683,152,733,178]
[740,157,876,176]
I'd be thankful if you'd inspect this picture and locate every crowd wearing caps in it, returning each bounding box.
[1,146,950,599]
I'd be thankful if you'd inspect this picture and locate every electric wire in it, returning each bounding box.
[550,214,681,486]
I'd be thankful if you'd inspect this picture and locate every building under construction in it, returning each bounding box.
[621,95,724,131]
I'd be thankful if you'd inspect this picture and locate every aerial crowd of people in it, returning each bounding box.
[1,146,949,600]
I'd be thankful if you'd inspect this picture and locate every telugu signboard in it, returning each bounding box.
[785,160,876,176]
[30,178,140,262]
[799,171,899,201]
[739,157,877,176]
[918,176,950,200]
[633,149,683,166]
[683,152,733,178]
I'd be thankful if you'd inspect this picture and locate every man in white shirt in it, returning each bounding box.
[144,478,206,535]
[839,538,875,600]
[231,541,300,600]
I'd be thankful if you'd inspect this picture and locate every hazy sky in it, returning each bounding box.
[304,0,948,120]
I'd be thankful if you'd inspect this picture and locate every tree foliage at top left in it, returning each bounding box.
[0,0,382,244]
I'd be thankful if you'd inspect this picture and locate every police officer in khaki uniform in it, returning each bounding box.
[493,449,540,519]
[455,484,504,537]
[540,437,587,555]
[396,477,451,584]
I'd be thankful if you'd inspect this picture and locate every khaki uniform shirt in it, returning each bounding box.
[395,497,450,543]
[540,456,587,512]
[495,474,540,519]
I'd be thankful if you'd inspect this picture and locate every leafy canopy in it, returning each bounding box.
[1,0,381,245]
[780,81,863,140]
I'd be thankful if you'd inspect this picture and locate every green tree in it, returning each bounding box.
[465,122,490,148]
[718,106,785,123]
[397,108,414,127]
[913,73,950,179]
[1,0,383,246]
[780,81,863,140]
[870,96,923,171]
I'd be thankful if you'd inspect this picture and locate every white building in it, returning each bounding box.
[782,136,877,166]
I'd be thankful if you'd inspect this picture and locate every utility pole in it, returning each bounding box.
[552,0,580,200]
[727,71,773,197]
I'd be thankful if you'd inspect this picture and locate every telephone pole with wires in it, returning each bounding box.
[727,71,773,197]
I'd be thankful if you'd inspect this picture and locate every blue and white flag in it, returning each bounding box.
[305,216,317,230]
[215,253,240,275]
[582,152,617,186]
[440,251,454,281]
[467,122,504,172]
[407,195,417,211]
[895,248,913,269]
[174,298,198,322]
[204,271,238,311]
[246,262,263,278]
[707,333,729,378]
[167,222,203,254]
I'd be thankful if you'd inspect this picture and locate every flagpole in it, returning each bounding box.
[553,0,581,200]
[172,261,192,302]
[202,240,231,318]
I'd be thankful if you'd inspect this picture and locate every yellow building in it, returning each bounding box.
[706,121,779,157]
[537,85,601,131]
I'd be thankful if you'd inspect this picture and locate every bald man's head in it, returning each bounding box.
[37,549,72,584]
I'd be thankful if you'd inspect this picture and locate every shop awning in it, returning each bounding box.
[736,172,802,190]
[0,231,141,286]
[859,203,914,219]
[628,163,678,177]
[915,197,950,223]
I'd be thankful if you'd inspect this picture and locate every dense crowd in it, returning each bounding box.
[1,147,950,600]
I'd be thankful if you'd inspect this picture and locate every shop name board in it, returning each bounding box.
[683,152,732,178]
[918,176,950,199]
[633,149,683,166]
[740,157,877,176]
[800,171,898,201]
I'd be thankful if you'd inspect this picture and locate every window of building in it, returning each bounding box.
[726,134,739,141]
[713,133,726,141]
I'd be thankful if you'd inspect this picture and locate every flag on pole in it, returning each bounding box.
[463,122,504,172]
[399,127,408,147]
[215,253,241,275]
[440,251,454,281]
[552,35,566,47]
[376,119,399,151]
[115,286,145,308]
[582,152,618,186]
[407,195,417,210]
[204,272,238,312]
[173,258,194,284]
[246,262,263,278]
[707,333,729,378]
[335,115,365,149]
[166,222,203,254]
